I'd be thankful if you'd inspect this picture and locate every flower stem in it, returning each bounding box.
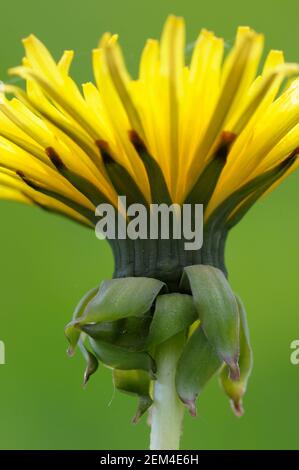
[150,333,185,450]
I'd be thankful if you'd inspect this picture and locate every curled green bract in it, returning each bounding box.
[219,295,253,416]
[64,286,98,356]
[76,277,164,324]
[89,337,156,377]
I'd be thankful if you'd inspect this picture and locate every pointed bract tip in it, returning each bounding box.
[131,412,141,425]
[131,398,153,425]
[83,370,90,388]
[67,346,75,357]
[183,399,197,417]
[83,361,98,387]
[231,399,244,418]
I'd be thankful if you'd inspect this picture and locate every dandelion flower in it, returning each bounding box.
[1,16,299,450]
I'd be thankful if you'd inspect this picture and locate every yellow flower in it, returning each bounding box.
[0,15,298,228]
[3,16,299,439]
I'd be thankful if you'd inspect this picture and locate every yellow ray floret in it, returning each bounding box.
[0,15,298,227]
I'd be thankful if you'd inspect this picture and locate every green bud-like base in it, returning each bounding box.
[65,264,253,424]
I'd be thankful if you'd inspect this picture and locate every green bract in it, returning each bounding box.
[219,295,253,416]
[147,293,197,348]
[184,265,240,380]
[113,369,152,423]
[175,326,222,416]
[76,277,164,324]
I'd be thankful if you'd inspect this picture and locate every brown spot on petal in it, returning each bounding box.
[215,131,236,161]
[46,147,64,169]
[289,146,299,158]
[96,139,114,164]
[128,130,148,154]
[221,130,236,145]
[17,171,39,190]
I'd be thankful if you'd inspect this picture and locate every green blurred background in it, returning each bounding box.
[0,0,299,450]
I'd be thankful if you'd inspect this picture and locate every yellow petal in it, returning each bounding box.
[160,15,185,197]
[58,50,74,75]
